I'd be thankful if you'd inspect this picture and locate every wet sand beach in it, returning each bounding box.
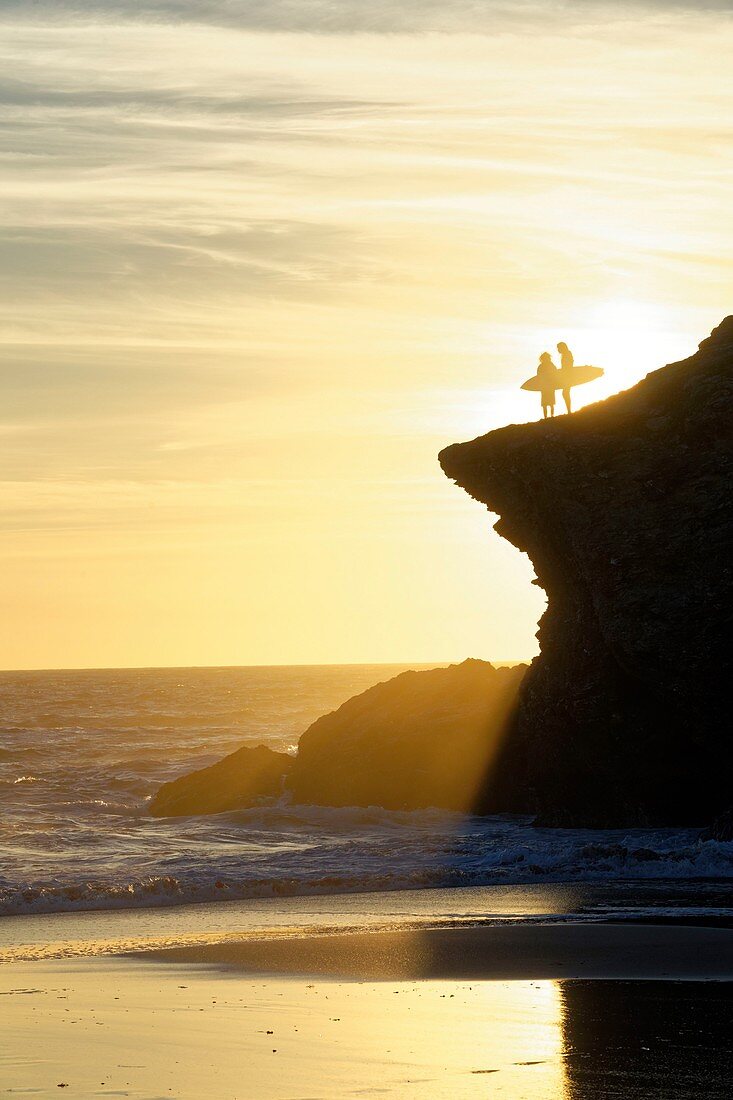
[142,921,733,981]
[2,917,733,1098]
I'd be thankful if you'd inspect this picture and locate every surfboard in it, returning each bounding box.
[521,365,604,392]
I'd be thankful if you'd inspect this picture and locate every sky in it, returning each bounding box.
[0,0,730,669]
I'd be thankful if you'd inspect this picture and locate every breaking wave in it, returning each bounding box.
[1,798,732,917]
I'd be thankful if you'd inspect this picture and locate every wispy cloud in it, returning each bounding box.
[0,75,389,117]
[0,1,730,33]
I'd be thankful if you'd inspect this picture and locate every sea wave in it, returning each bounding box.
[0,775,46,786]
[1,816,731,917]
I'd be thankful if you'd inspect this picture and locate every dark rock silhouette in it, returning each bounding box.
[149,744,292,817]
[288,659,525,811]
[702,808,733,843]
[440,317,733,827]
[149,660,526,816]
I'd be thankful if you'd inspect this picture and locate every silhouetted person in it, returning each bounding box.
[537,352,558,419]
[557,341,574,413]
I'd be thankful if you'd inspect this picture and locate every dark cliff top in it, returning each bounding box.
[440,315,733,484]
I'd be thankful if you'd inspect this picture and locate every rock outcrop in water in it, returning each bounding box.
[288,659,525,812]
[149,744,292,817]
[440,317,733,827]
[149,660,526,816]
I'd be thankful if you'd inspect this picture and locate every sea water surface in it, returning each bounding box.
[1,664,732,920]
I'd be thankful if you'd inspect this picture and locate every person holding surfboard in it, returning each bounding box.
[537,352,558,419]
[557,341,574,414]
[520,347,604,417]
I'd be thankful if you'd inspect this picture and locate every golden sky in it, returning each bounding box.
[0,1,731,669]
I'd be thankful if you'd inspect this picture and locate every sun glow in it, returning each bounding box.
[543,300,694,409]
[445,299,698,440]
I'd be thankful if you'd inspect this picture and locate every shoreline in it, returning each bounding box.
[3,879,733,965]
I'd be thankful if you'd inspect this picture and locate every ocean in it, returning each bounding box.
[1,664,732,920]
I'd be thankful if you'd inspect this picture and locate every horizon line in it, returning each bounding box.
[0,657,533,675]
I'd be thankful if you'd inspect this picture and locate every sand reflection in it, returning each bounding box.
[1,956,569,1099]
[6,942,733,1098]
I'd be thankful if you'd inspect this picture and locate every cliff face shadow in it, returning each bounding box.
[560,981,733,1099]
[440,317,733,829]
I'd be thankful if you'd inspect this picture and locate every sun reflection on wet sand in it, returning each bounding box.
[0,955,569,1099]
[4,936,733,1098]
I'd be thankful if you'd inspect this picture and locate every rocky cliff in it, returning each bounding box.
[440,317,733,826]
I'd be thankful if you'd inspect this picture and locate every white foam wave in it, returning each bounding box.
[0,775,45,786]
[2,825,732,917]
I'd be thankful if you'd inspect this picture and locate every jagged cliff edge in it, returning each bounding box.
[439,317,733,828]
